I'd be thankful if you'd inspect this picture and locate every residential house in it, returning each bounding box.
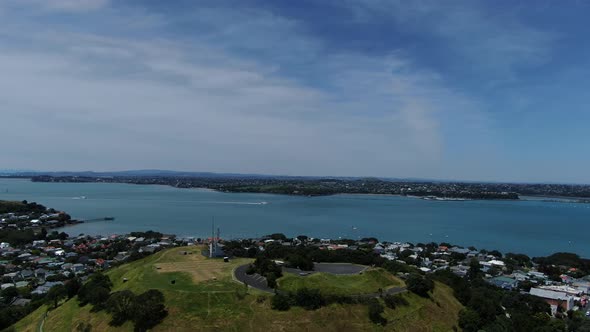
[488,276,519,290]
[20,269,33,280]
[530,287,574,315]
[34,268,47,280]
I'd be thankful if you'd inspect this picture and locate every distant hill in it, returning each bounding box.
[3,169,399,181]
[14,246,463,331]
[6,169,332,180]
[2,169,589,185]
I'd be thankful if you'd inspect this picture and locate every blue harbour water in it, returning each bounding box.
[0,178,588,257]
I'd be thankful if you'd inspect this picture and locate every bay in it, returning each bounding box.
[0,178,588,257]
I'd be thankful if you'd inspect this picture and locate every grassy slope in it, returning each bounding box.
[382,282,463,332]
[278,268,403,296]
[14,247,462,332]
[0,201,25,214]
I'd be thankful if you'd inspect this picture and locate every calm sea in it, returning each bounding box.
[0,178,588,257]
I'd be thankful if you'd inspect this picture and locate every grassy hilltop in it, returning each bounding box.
[14,246,462,332]
[278,269,403,296]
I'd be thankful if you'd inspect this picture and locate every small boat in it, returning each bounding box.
[104,217,115,221]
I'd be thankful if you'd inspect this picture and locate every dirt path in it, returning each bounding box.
[37,311,48,332]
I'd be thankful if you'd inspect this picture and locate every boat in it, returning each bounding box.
[104,217,115,221]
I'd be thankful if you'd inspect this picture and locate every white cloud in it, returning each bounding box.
[0,2,497,179]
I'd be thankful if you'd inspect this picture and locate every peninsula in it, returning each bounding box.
[21,172,590,201]
[27,174,525,200]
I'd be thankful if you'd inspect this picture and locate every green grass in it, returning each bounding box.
[381,282,463,332]
[277,268,403,296]
[11,305,47,332]
[0,200,25,211]
[13,247,462,331]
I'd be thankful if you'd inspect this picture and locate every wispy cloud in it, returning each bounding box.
[343,0,555,82]
[0,1,509,179]
[3,0,110,12]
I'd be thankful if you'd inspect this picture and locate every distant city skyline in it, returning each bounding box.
[1,1,589,183]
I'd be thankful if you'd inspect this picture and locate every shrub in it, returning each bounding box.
[406,274,434,297]
[383,294,409,309]
[367,298,387,325]
[271,293,292,311]
[246,264,255,275]
[294,288,325,310]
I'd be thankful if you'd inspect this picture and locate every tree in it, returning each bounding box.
[467,288,502,326]
[246,247,258,258]
[458,308,481,332]
[406,274,434,297]
[40,227,48,240]
[505,253,531,268]
[79,286,110,310]
[1,287,18,304]
[65,278,82,299]
[131,289,167,331]
[467,258,483,281]
[88,272,112,289]
[487,266,500,276]
[77,273,112,308]
[266,272,278,289]
[106,290,136,326]
[46,284,67,308]
[367,298,387,325]
[489,250,502,258]
[268,233,287,241]
[286,254,314,271]
[0,306,28,330]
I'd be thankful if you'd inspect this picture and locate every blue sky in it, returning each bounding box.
[0,0,589,183]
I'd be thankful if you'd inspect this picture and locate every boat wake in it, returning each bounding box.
[212,201,269,205]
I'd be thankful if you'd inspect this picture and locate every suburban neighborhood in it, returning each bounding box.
[1,200,590,330]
